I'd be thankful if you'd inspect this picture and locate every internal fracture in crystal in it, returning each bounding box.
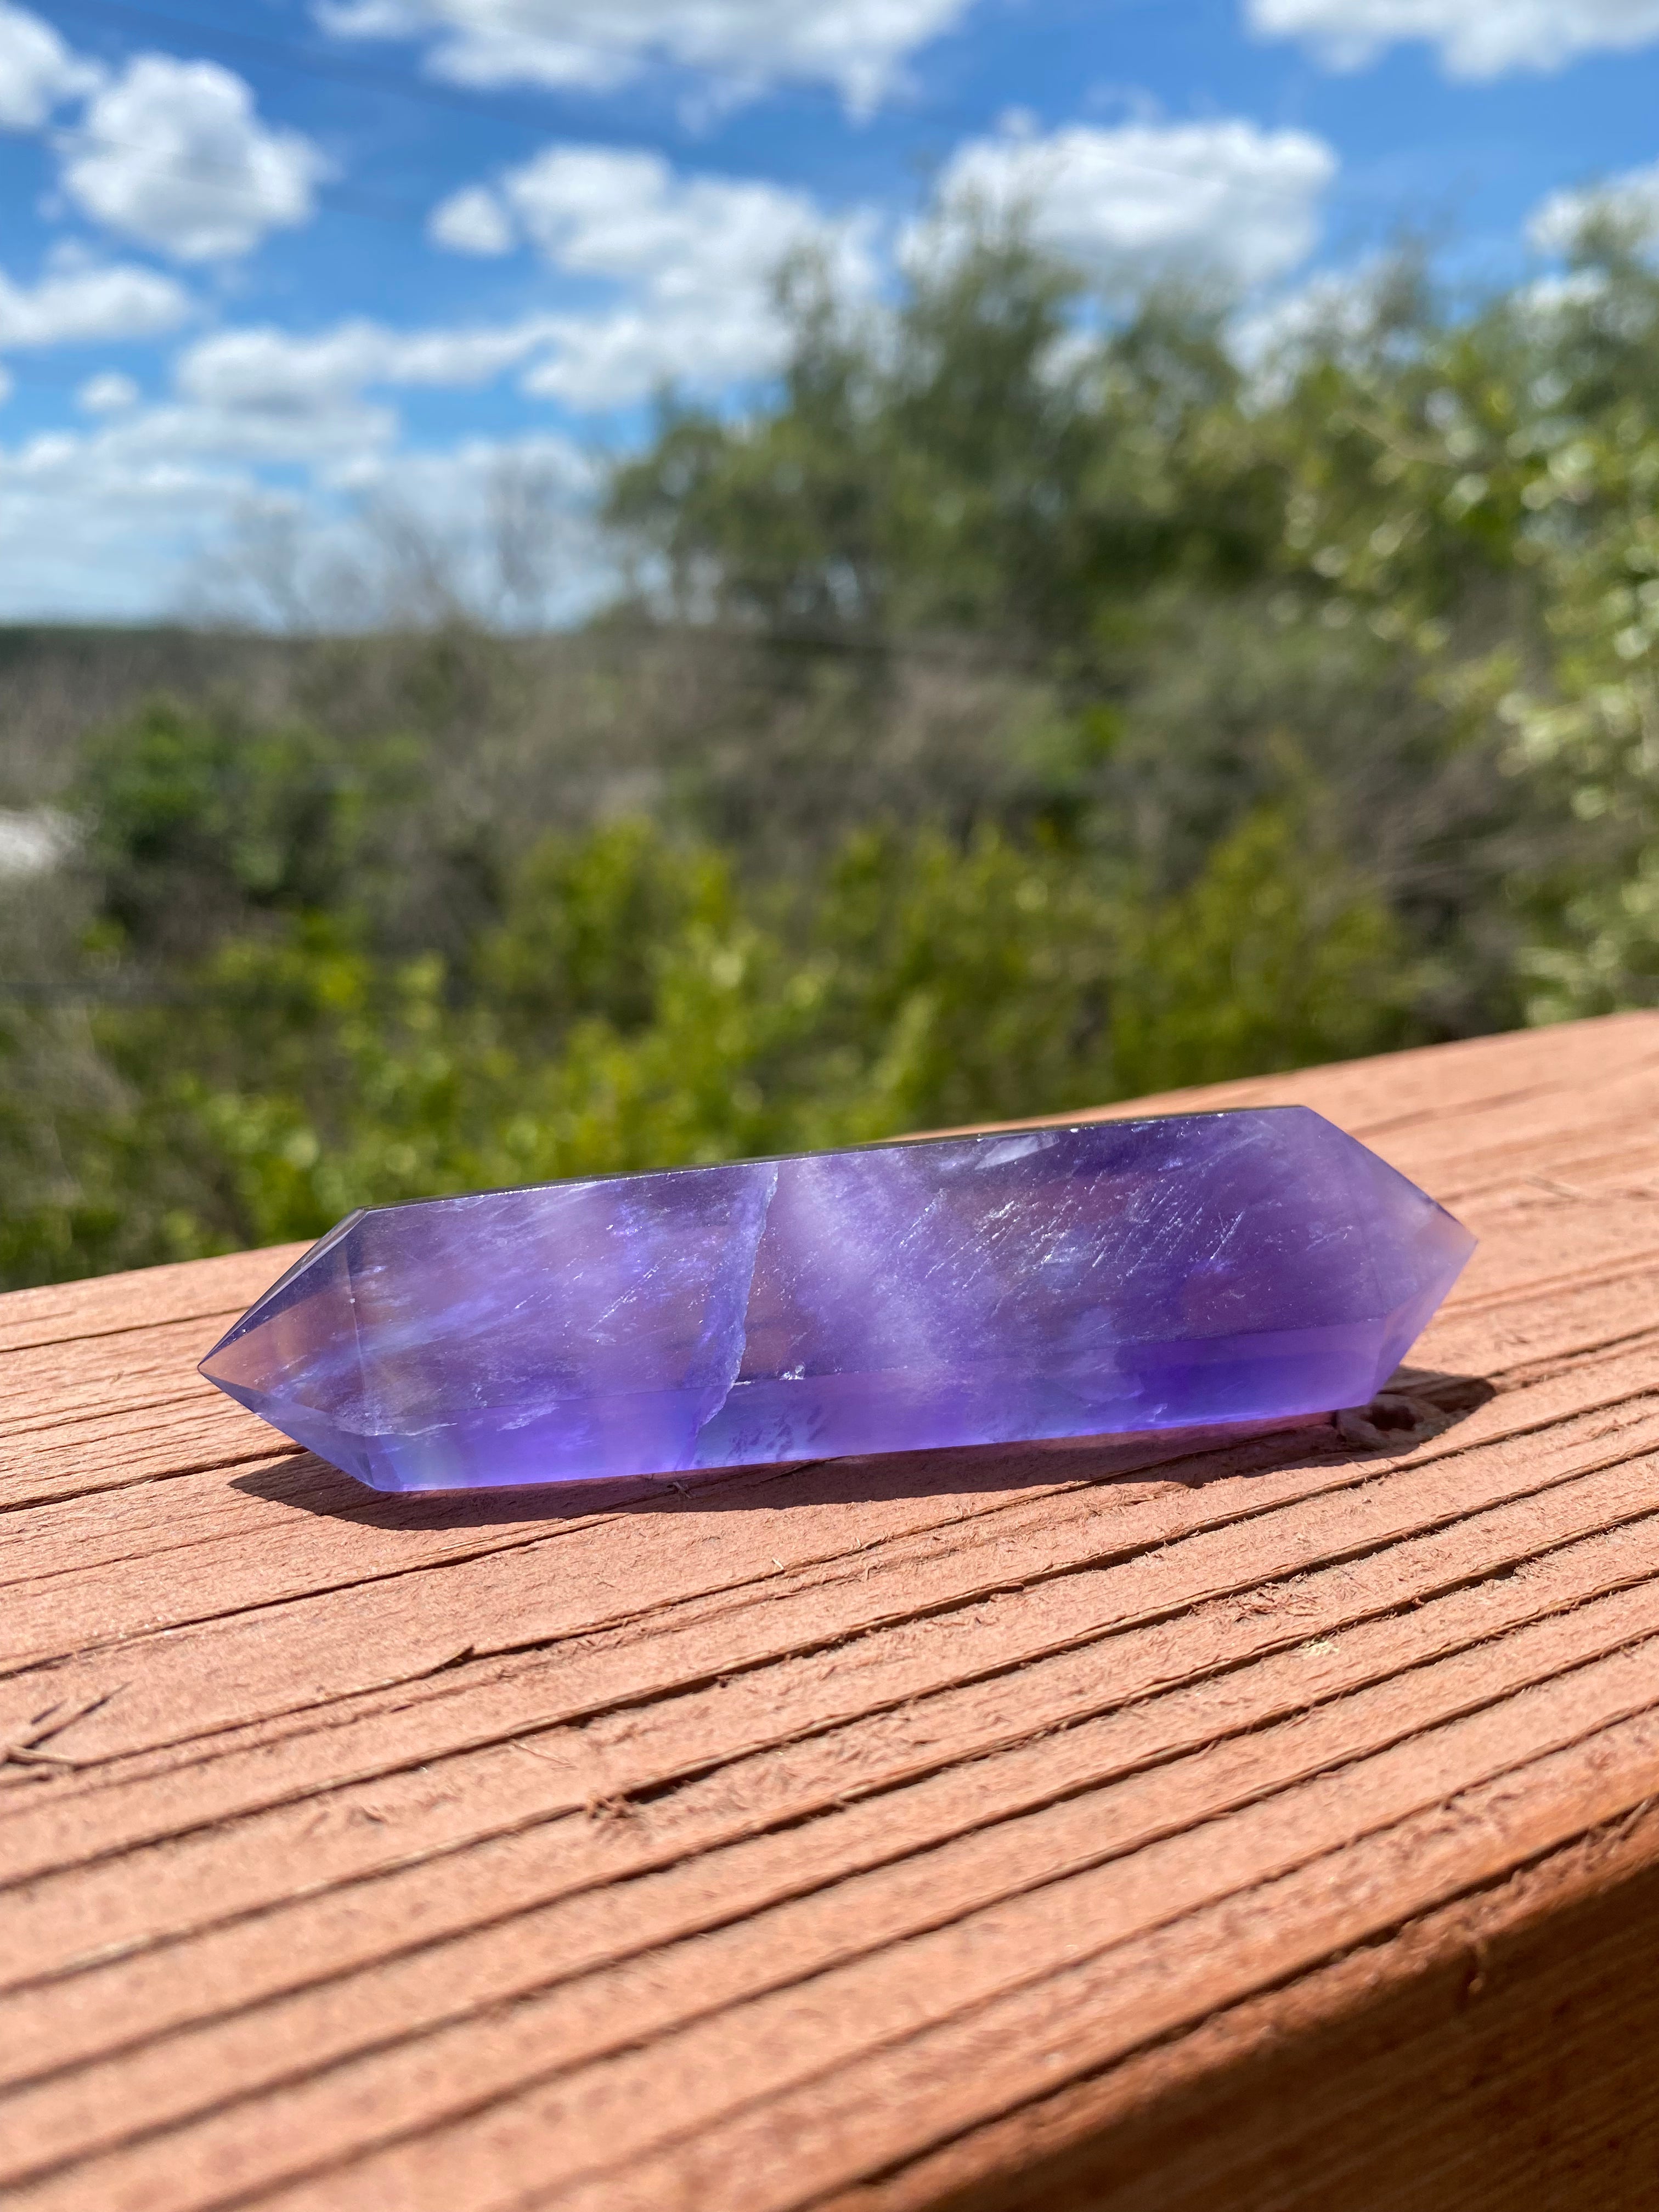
[200,1109,1475,1492]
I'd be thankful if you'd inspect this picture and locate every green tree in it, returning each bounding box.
[14,194,1659,1289]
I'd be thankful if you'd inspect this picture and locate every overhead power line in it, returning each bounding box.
[47,131,445,229]
[37,0,1347,217]
[0,0,1378,392]
[44,0,585,134]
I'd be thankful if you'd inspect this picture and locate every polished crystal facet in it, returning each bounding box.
[199,1109,1475,1493]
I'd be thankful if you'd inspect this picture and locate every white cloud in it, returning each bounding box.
[316,0,970,112]
[503,145,865,285]
[922,117,1336,293]
[3,317,548,571]
[0,421,259,618]
[60,55,329,261]
[434,145,877,407]
[1530,159,1659,253]
[0,366,12,405]
[0,2,100,130]
[0,133,861,619]
[174,315,564,417]
[100,312,582,493]
[184,433,599,629]
[1247,0,1659,77]
[428,181,515,254]
[1226,256,1411,403]
[0,391,594,622]
[0,371,394,620]
[0,260,193,348]
[1232,263,1381,364]
[331,427,591,502]
[77,368,141,411]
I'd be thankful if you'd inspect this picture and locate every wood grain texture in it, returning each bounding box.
[3,1011,1659,2212]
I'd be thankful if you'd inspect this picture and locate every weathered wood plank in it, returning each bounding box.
[3,1012,1658,2211]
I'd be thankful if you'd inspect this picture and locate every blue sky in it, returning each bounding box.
[2,0,1658,621]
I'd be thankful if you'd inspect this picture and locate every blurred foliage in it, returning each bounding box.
[1,799,1406,1274]
[6,200,1659,1284]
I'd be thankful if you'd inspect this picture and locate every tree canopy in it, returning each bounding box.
[4,206,1659,1284]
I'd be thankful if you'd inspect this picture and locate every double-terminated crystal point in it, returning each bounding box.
[200,1109,1475,1494]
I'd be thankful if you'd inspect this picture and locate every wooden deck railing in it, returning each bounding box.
[4,1011,1659,2210]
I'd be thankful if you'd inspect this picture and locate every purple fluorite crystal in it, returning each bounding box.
[200,1109,1474,1493]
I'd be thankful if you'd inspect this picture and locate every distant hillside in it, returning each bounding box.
[0,627,313,803]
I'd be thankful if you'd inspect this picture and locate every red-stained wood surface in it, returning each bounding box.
[3,1013,1659,2211]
